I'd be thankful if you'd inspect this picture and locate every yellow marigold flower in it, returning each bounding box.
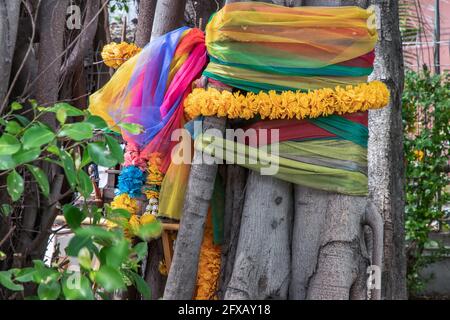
[183,81,390,120]
[128,214,141,235]
[140,214,156,225]
[158,260,168,276]
[414,150,424,161]
[101,42,141,69]
[194,214,221,300]
[111,193,138,215]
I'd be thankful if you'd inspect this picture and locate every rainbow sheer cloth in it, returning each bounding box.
[89,27,206,172]
[204,2,377,92]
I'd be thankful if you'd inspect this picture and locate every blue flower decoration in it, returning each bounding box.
[116,165,146,198]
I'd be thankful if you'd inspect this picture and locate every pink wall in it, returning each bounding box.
[402,0,450,73]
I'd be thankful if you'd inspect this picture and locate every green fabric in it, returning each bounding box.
[209,56,373,77]
[275,140,367,174]
[196,134,368,196]
[211,173,225,245]
[309,115,369,148]
[203,71,298,93]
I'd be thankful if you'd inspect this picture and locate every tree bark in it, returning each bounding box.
[144,239,167,299]
[291,187,369,300]
[184,0,224,30]
[62,0,101,76]
[135,0,157,47]
[217,165,246,299]
[36,0,68,122]
[368,0,407,300]
[0,0,20,109]
[225,173,293,300]
[151,0,187,38]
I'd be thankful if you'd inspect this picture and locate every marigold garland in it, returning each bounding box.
[109,148,164,239]
[184,81,390,120]
[101,42,141,69]
[194,214,221,300]
[143,153,164,216]
[111,193,139,214]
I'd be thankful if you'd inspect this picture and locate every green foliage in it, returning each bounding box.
[0,101,150,300]
[402,70,450,295]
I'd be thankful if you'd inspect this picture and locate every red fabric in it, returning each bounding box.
[242,112,368,146]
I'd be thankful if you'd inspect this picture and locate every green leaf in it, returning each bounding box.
[7,170,24,202]
[56,108,67,125]
[62,273,94,300]
[66,235,93,257]
[11,102,23,111]
[12,147,40,165]
[0,133,21,155]
[46,103,84,117]
[1,204,12,217]
[94,266,125,292]
[58,123,94,141]
[118,122,143,135]
[14,268,36,283]
[129,271,151,300]
[104,239,130,268]
[80,148,91,168]
[32,260,59,284]
[22,126,55,150]
[0,271,24,291]
[105,135,124,163]
[63,205,86,230]
[0,155,16,170]
[78,247,92,270]
[5,121,22,134]
[87,141,118,168]
[12,114,30,126]
[110,208,131,220]
[25,165,49,197]
[46,144,60,156]
[77,170,93,198]
[136,220,163,241]
[132,242,148,262]
[60,150,77,188]
[37,281,61,300]
[75,226,115,242]
[85,115,107,129]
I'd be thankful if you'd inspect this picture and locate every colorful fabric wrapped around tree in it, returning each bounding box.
[90,3,389,215]
[88,1,390,300]
[204,2,377,92]
[90,26,207,174]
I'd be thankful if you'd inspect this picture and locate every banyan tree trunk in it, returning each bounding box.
[164,0,390,301]
[368,0,407,300]
[151,0,187,39]
[0,0,20,111]
[223,0,383,301]
[224,173,292,300]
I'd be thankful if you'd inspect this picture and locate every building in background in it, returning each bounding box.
[401,0,450,73]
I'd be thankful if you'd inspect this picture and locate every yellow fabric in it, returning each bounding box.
[89,54,139,130]
[206,3,377,68]
[205,62,369,91]
[158,140,193,220]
